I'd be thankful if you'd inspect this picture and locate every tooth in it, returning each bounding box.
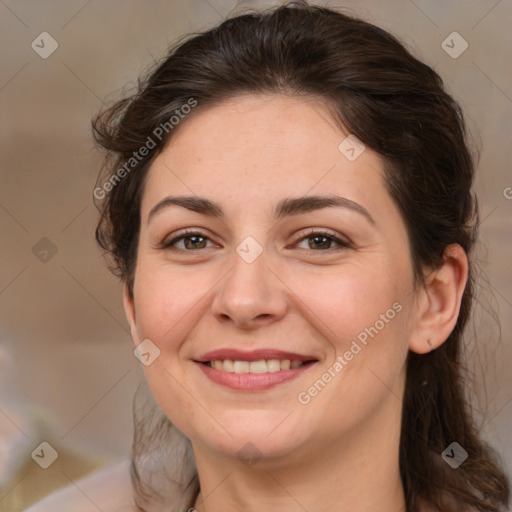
[223,359,235,372]
[249,360,267,373]
[234,360,250,373]
[267,359,281,373]
[280,359,291,370]
[208,358,304,373]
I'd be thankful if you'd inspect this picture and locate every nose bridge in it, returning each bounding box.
[232,238,268,292]
[212,236,286,327]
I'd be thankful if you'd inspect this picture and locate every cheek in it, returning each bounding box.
[132,262,213,345]
[283,261,406,347]
[132,264,211,432]
[285,260,412,412]
[291,265,410,420]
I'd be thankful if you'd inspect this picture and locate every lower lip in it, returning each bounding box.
[195,361,316,390]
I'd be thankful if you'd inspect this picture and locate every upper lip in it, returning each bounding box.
[195,349,318,363]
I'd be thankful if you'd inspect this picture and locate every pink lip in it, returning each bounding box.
[195,349,317,363]
[195,361,316,390]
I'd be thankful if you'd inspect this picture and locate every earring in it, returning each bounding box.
[427,339,434,351]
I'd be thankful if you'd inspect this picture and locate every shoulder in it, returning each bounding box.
[23,459,136,512]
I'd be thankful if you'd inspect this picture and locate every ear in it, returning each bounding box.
[123,283,140,346]
[409,244,469,354]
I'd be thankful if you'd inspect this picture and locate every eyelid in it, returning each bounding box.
[290,227,353,249]
[158,227,352,252]
[158,228,218,250]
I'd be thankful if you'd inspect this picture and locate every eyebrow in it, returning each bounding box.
[146,194,375,225]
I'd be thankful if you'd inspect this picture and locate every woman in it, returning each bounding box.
[25,1,511,511]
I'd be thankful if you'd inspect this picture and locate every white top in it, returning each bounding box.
[23,460,137,512]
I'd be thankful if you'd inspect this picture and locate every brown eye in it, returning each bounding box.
[181,235,208,250]
[160,230,216,251]
[307,235,334,250]
[295,230,351,251]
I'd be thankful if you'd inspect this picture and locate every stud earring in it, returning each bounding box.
[427,339,434,351]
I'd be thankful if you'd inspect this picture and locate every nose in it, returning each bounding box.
[211,246,288,330]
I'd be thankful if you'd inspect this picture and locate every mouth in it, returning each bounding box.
[193,349,318,390]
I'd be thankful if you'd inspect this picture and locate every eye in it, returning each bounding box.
[160,229,217,251]
[294,229,352,251]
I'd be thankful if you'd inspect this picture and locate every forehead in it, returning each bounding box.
[141,93,387,216]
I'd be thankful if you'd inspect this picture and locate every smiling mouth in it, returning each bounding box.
[202,359,316,373]
[195,353,318,390]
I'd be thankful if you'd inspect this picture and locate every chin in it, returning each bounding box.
[192,413,310,462]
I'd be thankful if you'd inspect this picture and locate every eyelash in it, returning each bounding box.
[295,229,352,251]
[159,228,352,253]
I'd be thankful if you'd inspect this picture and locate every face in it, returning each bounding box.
[125,94,421,465]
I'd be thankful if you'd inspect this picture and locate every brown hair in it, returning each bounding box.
[92,2,510,511]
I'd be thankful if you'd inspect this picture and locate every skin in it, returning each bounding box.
[123,94,468,512]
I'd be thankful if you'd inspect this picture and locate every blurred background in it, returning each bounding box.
[0,0,511,510]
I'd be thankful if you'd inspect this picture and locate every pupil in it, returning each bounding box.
[310,236,330,249]
[186,236,206,249]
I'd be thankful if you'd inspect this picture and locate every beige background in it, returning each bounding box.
[0,0,511,510]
